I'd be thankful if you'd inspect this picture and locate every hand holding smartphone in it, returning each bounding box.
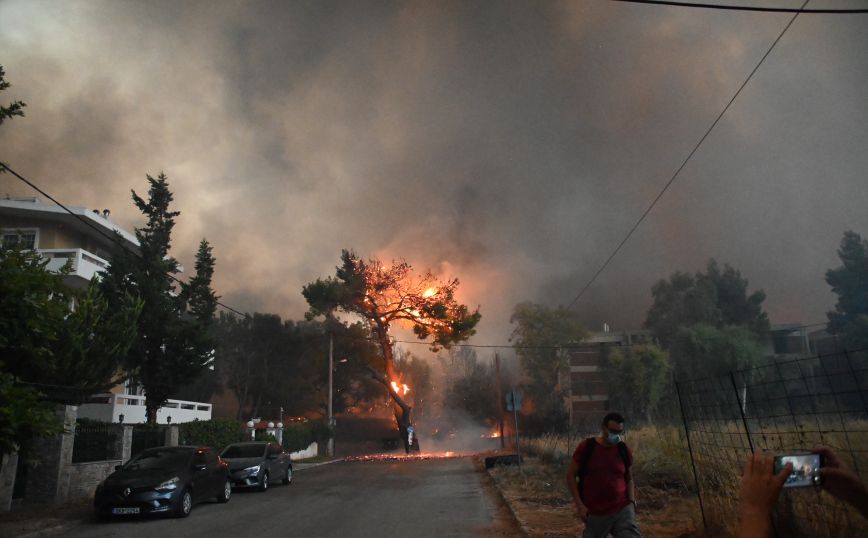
[774,453,824,487]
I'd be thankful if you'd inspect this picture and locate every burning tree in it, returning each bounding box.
[303,250,481,452]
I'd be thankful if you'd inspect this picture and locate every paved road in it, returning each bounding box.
[59,457,520,538]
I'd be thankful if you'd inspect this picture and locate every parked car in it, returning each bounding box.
[220,442,292,491]
[94,446,230,519]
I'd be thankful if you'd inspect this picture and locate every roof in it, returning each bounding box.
[0,197,139,251]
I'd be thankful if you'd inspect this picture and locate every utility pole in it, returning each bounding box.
[495,353,505,449]
[328,331,334,457]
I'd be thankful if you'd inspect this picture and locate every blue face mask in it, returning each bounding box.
[607,433,623,445]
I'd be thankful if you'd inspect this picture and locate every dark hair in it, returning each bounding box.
[602,412,625,426]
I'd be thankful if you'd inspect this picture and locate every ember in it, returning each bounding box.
[345,452,464,463]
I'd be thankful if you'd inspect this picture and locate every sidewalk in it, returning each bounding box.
[0,500,91,538]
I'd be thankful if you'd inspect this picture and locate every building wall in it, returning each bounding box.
[0,214,116,258]
[567,330,653,431]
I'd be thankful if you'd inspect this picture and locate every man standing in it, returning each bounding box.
[565,412,642,538]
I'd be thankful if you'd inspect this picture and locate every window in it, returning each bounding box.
[1,228,38,250]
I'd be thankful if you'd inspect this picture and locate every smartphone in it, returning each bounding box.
[774,453,823,488]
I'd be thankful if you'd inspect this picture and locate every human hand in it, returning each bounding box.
[576,503,589,523]
[739,451,791,516]
[812,446,868,516]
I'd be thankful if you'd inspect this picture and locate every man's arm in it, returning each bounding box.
[566,459,589,523]
[626,468,636,507]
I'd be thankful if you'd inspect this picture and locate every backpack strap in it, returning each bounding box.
[617,442,631,475]
[577,437,596,500]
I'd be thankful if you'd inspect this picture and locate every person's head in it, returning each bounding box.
[600,412,625,445]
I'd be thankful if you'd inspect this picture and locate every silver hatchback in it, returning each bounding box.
[220,442,293,492]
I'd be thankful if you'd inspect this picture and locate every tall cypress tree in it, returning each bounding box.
[101,173,217,424]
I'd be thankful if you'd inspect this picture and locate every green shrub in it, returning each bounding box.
[179,419,245,452]
[254,430,277,442]
[281,419,334,453]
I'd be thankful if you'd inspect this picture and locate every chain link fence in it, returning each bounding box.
[676,349,868,537]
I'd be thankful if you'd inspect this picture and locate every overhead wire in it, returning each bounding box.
[612,0,868,13]
[565,0,809,310]
[0,161,247,317]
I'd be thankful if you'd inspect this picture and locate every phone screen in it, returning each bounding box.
[774,453,823,488]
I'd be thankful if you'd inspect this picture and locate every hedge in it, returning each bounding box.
[179,419,245,452]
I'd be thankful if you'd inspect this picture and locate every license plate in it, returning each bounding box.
[111,507,140,514]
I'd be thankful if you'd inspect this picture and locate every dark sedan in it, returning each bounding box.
[220,442,292,491]
[94,446,231,519]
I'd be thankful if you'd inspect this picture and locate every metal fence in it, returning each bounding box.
[676,349,868,537]
[72,422,120,463]
[131,426,165,456]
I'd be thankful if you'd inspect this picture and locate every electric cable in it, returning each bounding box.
[0,161,247,317]
[612,0,868,13]
[565,0,809,310]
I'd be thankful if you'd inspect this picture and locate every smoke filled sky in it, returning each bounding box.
[2,0,867,348]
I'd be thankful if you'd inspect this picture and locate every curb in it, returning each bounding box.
[478,458,530,538]
[293,458,344,471]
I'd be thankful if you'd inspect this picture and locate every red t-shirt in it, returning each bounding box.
[572,438,633,515]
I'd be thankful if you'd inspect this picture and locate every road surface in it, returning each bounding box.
[57,457,521,537]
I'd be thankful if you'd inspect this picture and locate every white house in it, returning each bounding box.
[0,196,211,424]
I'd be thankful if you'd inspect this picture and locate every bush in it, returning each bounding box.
[179,419,245,451]
[281,419,334,453]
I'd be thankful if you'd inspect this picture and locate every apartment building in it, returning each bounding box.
[566,328,653,430]
[0,196,211,424]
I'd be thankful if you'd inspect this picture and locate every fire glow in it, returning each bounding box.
[390,381,410,395]
[345,452,460,463]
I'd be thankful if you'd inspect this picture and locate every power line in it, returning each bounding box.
[565,0,809,310]
[612,0,868,13]
[335,319,831,351]
[0,161,247,317]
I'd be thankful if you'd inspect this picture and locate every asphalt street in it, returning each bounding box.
[55,457,521,538]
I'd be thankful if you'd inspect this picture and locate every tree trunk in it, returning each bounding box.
[145,400,159,425]
[369,321,421,453]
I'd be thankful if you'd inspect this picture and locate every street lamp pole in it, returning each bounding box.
[328,331,334,457]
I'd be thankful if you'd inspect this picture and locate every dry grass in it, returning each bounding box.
[487,455,702,538]
[493,421,868,537]
[490,425,704,537]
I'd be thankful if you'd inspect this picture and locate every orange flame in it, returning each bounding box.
[422,287,437,298]
[390,381,410,395]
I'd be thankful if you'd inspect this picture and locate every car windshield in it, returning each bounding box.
[124,448,194,471]
[221,444,267,459]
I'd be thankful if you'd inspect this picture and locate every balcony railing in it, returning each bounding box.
[41,248,109,283]
[78,393,212,424]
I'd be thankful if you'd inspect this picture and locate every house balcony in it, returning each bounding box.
[77,393,212,424]
[40,248,109,286]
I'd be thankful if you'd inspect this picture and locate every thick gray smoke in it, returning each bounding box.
[2,1,867,345]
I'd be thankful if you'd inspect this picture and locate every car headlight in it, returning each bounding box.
[243,465,261,475]
[156,476,180,492]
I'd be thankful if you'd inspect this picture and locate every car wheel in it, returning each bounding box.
[283,466,292,485]
[175,489,193,518]
[217,479,231,503]
[258,472,269,492]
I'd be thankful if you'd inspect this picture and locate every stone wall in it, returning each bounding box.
[66,460,122,502]
[23,405,77,506]
[0,453,18,511]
